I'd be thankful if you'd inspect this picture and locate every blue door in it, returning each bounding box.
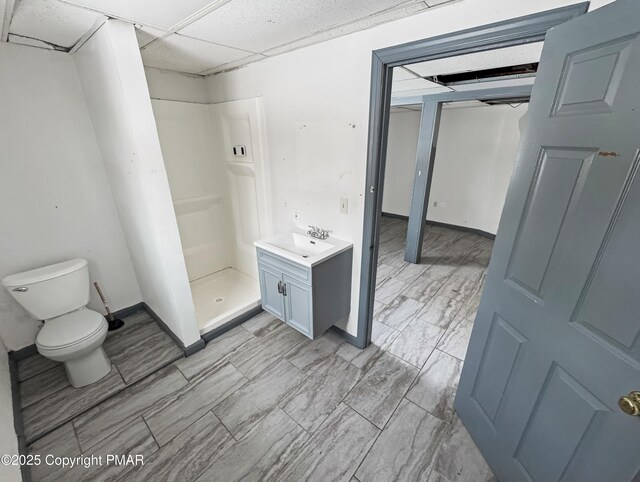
[455,1,640,480]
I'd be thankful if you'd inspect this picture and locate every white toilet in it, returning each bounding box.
[2,258,111,388]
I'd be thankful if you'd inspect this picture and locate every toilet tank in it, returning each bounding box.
[2,259,90,320]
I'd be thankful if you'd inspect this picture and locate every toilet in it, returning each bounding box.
[2,258,111,388]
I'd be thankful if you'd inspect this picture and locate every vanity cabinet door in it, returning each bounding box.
[258,264,285,319]
[283,275,312,337]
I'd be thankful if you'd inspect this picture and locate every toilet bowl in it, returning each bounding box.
[37,307,110,387]
[2,258,112,388]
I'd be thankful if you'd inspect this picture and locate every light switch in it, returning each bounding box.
[339,197,349,214]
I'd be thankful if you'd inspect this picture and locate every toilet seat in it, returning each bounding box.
[37,308,106,350]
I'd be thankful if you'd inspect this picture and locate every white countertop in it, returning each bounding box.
[254,228,353,268]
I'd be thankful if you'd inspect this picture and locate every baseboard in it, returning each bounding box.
[9,344,38,362]
[380,211,408,221]
[7,353,29,482]
[201,305,264,344]
[140,302,205,358]
[330,325,363,349]
[425,220,496,240]
[111,302,146,320]
[381,212,496,240]
[184,339,206,357]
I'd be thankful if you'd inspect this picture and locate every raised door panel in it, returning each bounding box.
[283,275,312,338]
[259,264,284,319]
[513,364,608,481]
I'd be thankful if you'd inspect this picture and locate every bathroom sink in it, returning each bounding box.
[254,229,352,267]
[268,233,332,257]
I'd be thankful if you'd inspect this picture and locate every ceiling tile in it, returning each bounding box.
[392,86,452,99]
[392,78,446,93]
[198,52,266,75]
[405,42,543,77]
[140,33,255,75]
[61,0,222,30]
[8,33,55,49]
[450,76,535,91]
[10,0,103,48]
[180,0,422,53]
[261,2,428,57]
[393,66,420,81]
[135,25,166,49]
[425,0,456,6]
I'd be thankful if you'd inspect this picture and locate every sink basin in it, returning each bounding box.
[268,233,332,258]
[254,229,352,267]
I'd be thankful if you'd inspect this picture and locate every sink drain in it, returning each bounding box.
[214,297,224,303]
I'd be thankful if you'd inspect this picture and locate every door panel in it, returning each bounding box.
[283,275,312,337]
[573,166,640,364]
[471,314,528,424]
[551,36,636,117]
[505,147,595,298]
[455,1,640,480]
[259,264,285,319]
[513,363,607,482]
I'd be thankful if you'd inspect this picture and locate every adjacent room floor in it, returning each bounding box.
[22,218,495,482]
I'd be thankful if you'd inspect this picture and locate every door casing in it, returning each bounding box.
[356,3,589,349]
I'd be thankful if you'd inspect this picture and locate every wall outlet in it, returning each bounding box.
[339,196,349,214]
[432,201,445,208]
[293,209,301,224]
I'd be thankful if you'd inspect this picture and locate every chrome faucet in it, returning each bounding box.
[307,225,332,240]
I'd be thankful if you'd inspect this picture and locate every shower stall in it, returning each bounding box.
[152,97,271,335]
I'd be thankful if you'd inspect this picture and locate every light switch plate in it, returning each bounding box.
[339,196,349,214]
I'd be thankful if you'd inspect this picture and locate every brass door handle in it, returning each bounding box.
[618,391,640,416]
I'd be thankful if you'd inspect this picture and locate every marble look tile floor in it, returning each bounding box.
[20,219,496,482]
[18,310,183,444]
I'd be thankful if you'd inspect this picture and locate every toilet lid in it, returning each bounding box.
[37,309,106,349]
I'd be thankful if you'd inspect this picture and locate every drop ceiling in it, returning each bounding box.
[1,0,458,75]
[391,43,542,101]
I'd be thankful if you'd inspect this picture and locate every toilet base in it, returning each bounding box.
[64,346,112,388]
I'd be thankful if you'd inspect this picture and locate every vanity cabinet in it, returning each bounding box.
[256,246,352,339]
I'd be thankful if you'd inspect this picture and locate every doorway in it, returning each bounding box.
[356,2,587,349]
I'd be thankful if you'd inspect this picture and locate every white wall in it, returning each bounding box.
[0,42,142,350]
[382,104,528,234]
[382,110,422,217]
[0,341,21,482]
[145,67,209,104]
[205,0,601,336]
[74,20,201,348]
[429,104,528,233]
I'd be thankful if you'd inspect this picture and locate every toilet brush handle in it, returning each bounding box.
[94,282,115,321]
